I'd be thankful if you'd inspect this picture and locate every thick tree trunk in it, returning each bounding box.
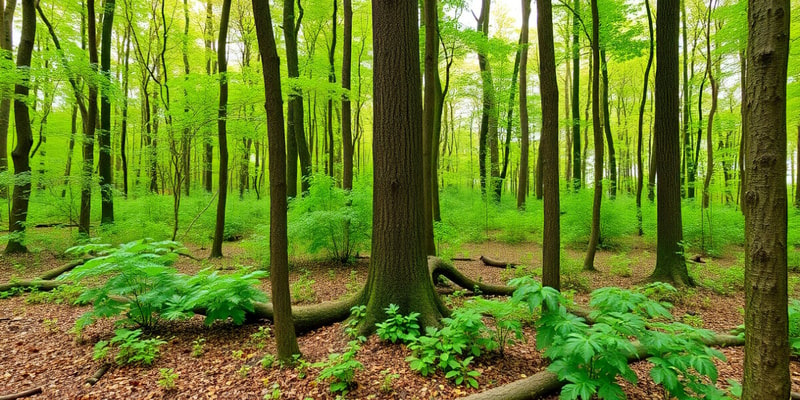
[649,0,692,286]
[516,0,531,210]
[283,0,310,197]
[583,0,602,271]
[99,0,115,225]
[211,0,232,258]
[79,0,99,236]
[538,0,560,289]
[4,0,33,254]
[360,0,447,334]
[742,0,790,398]
[252,0,300,362]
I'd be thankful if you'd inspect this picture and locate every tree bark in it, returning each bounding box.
[325,0,337,180]
[516,0,531,210]
[252,0,301,362]
[341,0,353,191]
[649,0,692,286]
[701,1,718,210]
[538,0,560,289]
[600,48,616,199]
[79,0,99,236]
[99,0,115,225]
[211,0,232,258]
[359,0,447,334]
[583,0,602,271]
[636,0,654,236]
[4,0,33,254]
[570,0,581,191]
[421,0,438,255]
[742,0,790,398]
[0,0,14,200]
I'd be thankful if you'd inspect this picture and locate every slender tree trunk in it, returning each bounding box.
[252,0,301,362]
[600,48,616,199]
[4,0,33,254]
[795,124,800,208]
[341,0,353,190]
[0,0,15,200]
[571,0,581,191]
[181,0,191,196]
[203,0,214,192]
[583,0,602,271]
[121,25,130,197]
[99,0,115,225]
[211,0,232,258]
[517,0,531,210]
[538,0,560,290]
[80,0,99,236]
[326,0,337,180]
[681,0,690,199]
[497,39,521,200]
[476,0,495,197]
[636,0,654,236]
[702,1,718,209]
[421,0,439,256]
[650,0,692,286]
[742,1,790,398]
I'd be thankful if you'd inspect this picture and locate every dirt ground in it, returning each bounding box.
[1,236,798,399]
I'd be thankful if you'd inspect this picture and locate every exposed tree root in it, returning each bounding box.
[0,387,43,400]
[479,255,515,268]
[430,257,516,296]
[245,292,364,334]
[460,334,744,400]
[38,257,91,280]
[85,363,111,386]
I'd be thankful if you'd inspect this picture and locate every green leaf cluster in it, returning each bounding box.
[313,340,364,394]
[375,304,421,344]
[65,239,267,331]
[93,328,166,366]
[510,278,728,400]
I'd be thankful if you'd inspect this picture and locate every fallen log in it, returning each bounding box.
[85,363,111,386]
[39,257,91,280]
[430,257,516,296]
[0,279,64,293]
[460,334,744,400]
[0,387,43,400]
[480,255,515,268]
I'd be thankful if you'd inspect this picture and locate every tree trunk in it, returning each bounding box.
[702,1,717,209]
[202,0,214,193]
[421,0,438,256]
[600,48,616,199]
[649,0,692,286]
[583,0,602,271]
[497,39,521,201]
[680,0,690,199]
[181,0,191,197]
[121,26,130,197]
[4,0,33,254]
[570,0,581,191]
[538,0,560,290]
[252,0,301,362]
[326,0,337,180]
[80,0,99,236]
[341,0,353,191]
[99,0,115,225]
[476,0,496,198]
[742,0,790,398]
[359,0,447,334]
[636,0,654,236]
[211,0,232,258]
[795,125,800,208]
[516,0,531,210]
[0,0,14,200]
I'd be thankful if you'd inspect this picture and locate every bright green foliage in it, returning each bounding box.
[250,326,271,350]
[510,278,727,400]
[25,283,85,305]
[469,298,527,355]
[94,328,166,366]
[291,270,317,303]
[65,239,267,331]
[345,305,367,338]
[260,353,276,369]
[158,368,179,390]
[788,300,800,354]
[375,304,421,343]
[313,340,364,394]
[288,174,372,262]
[191,338,205,357]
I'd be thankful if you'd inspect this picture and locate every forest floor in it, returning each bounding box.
[1,233,799,399]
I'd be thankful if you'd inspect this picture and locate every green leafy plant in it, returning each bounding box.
[158,368,179,390]
[291,270,317,303]
[260,353,276,369]
[65,240,268,331]
[191,337,205,357]
[379,369,400,393]
[508,277,727,400]
[375,304,421,343]
[250,326,271,349]
[345,305,367,338]
[93,328,166,366]
[313,340,364,394]
[42,318,59,334]
[345,270,361,294]
[26,283,85,305]
[231,349,245,360]
[237,365,252,378]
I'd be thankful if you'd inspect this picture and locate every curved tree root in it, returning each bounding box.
[244,291,364,334]
[460,334,744,400]
[0,387,43,400]
[479,255,515,268]
[430,257,516,296]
